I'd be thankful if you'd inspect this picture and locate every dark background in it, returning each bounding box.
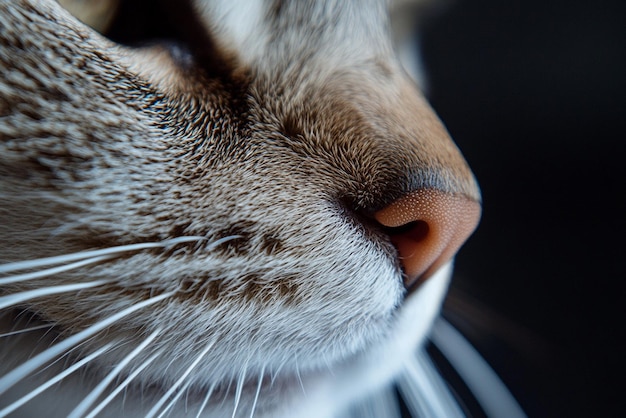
[418,0,625,416]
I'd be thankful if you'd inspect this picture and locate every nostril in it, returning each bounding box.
[383,220,430,243]
[374,189,481,290]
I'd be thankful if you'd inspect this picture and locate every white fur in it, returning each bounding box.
[194,0,393,74]
[279,264,452,418]
[194,0,268,63]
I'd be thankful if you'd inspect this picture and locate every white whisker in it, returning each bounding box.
[0,323,52,338]
[0,236,206,274]
[85,351,162,418]
[249,365,264,418]
[269,360,286,387]
[430,319,526,418]
[202,235,242,250]
[145,340,215,418]
[0,280,107,310]
[0,343,114,417]
[219,377,235,408]
[294,355,305,396]
[231,365,247,418]
[68,328,162,418]
[0,292,174,396]
[195,382,217,418]
[155,379,193,418]
[0,256,115,286]
[322,353,334,376]
[397,348,464,418]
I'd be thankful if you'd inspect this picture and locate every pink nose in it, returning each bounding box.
[374,189,481,289]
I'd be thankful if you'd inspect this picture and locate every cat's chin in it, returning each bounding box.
[160,263,452,418]
[129,263,452,418]
[275,263,452,418]
[0,263,450,418]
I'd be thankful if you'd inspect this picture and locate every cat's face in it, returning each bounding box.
[0,0,480,416]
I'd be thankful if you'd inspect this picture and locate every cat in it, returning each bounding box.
[0,0,497,417]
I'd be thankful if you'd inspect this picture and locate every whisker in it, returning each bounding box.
[322,353,335,376]
[231,365,247,418]
[0,292,174,396]
[294,355,305,396]
[202,235,242,250]
[219,377,235,408]
[68,328,162,418]
[0,256,115,286]
[155,379,193,418]
[0,280,107,310]
[430,319,526,418]
[194,382,217,418]
[397,347,464,418]
[145,340,215,418]
[249,365,265,418]
[0,236,206,274]
[85,351,162,418]
[0,343,114,418]
[269,360,286,387]
[0,323,52,338]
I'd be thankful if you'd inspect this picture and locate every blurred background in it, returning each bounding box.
[417,0,625,416]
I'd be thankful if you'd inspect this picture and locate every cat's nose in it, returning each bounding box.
[374,189,481,289]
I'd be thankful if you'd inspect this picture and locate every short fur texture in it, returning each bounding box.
[0,0,480,416]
